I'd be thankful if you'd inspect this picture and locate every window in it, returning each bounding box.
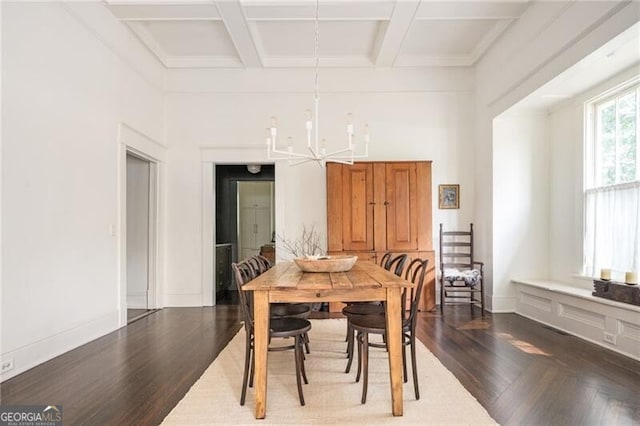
[584,80,640,278]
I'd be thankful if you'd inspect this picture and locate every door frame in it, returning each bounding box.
[118,123,166,327]
[201,147,279,306]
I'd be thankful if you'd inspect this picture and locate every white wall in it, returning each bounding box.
[164,68,475,305]
[1,2,165,380]
[493,114,549,308]
[475,0,638,311]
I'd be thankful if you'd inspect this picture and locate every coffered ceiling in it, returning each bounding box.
[105,0,531,69]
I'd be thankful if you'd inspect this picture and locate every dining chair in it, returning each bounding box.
[383,253,409,276]
[246,255,313,353]
[378,252,392,268]
[348,257,428,403]
[232,260,312,406]
[342,253,409,373]
[439,223,485,314]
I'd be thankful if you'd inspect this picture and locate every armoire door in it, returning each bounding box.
[385,162,418,251]
[342,163,374,251]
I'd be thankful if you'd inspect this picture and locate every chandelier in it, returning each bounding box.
[266,0,369,166]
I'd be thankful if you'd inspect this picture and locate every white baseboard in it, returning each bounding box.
[0,310,120,382]
[513,279,640,361]
[164,293,203,307]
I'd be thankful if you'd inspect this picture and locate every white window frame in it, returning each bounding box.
[583,78,640,278]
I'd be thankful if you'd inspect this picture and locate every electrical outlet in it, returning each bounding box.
[603,332,617,345]
[1,358,14,373]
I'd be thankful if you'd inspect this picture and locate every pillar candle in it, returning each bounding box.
[600,268,611,280]
[624,271,637,284]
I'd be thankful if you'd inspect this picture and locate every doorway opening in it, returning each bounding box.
[126,151,159,323]
[215,164,275,305]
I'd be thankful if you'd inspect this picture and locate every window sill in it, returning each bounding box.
[512,278,640,313]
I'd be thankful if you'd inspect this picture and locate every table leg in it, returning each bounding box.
[385,286,404,416]
[253,291,269,419]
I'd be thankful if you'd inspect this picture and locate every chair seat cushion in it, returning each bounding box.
[269,318,312,337]
[443,268,482,286]
[342,303,384,316]
[349,314,409,334]
[270,303,311,318]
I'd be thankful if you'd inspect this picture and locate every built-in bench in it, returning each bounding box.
[512,279,640,361]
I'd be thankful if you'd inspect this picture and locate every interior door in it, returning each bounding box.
[126,154,150,309]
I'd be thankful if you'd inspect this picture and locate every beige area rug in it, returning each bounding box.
[162,319,497,425]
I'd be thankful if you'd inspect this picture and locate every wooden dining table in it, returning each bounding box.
[242,260,415,419]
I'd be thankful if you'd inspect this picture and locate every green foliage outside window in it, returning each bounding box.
[596,90,637,187]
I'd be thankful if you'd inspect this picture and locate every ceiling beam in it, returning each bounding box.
[216,1,262,68]
[242,2,394,21]
[373,1,420,67]
[468,20,513,64]
[126,21,170,67]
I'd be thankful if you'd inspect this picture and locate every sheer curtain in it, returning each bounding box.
[584,181,640,278]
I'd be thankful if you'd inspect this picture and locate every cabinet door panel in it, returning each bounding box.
[342,164,374,251]
[326,163,343,252]
[385,163,418,251]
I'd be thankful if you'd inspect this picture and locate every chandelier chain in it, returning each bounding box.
[314,0,319,99]
[265,0,369,166]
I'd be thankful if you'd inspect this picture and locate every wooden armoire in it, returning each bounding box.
[326,161,436,311]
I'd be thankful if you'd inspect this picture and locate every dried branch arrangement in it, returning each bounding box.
[278,224,325,258]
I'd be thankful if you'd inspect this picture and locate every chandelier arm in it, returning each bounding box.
[323,147,354,157]
[287,157,319,166]
[327,152,368,159]
[268,152,317,163]
[307,145,319,157]
[326,159,355,165]
[270,147,322,159]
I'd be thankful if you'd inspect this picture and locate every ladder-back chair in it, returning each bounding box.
[439,223,484,314]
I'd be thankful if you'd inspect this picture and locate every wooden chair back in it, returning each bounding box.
[439,223,475,272]
[231,261,255,334]
[383,253,409,277]
[402,258,428,327]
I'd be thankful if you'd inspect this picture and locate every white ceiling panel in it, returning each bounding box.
[141,21,239,57]
[255,20,380,57]
[243,2,395,21]
[105,0,532,69]
[402,19,499,56]
[107,4,221,21]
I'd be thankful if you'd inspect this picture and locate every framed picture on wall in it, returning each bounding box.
[438,184,459,209]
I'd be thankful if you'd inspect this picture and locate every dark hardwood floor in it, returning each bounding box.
[0,307,242,425]
[1,306,639,425]
[416,307,640,425]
